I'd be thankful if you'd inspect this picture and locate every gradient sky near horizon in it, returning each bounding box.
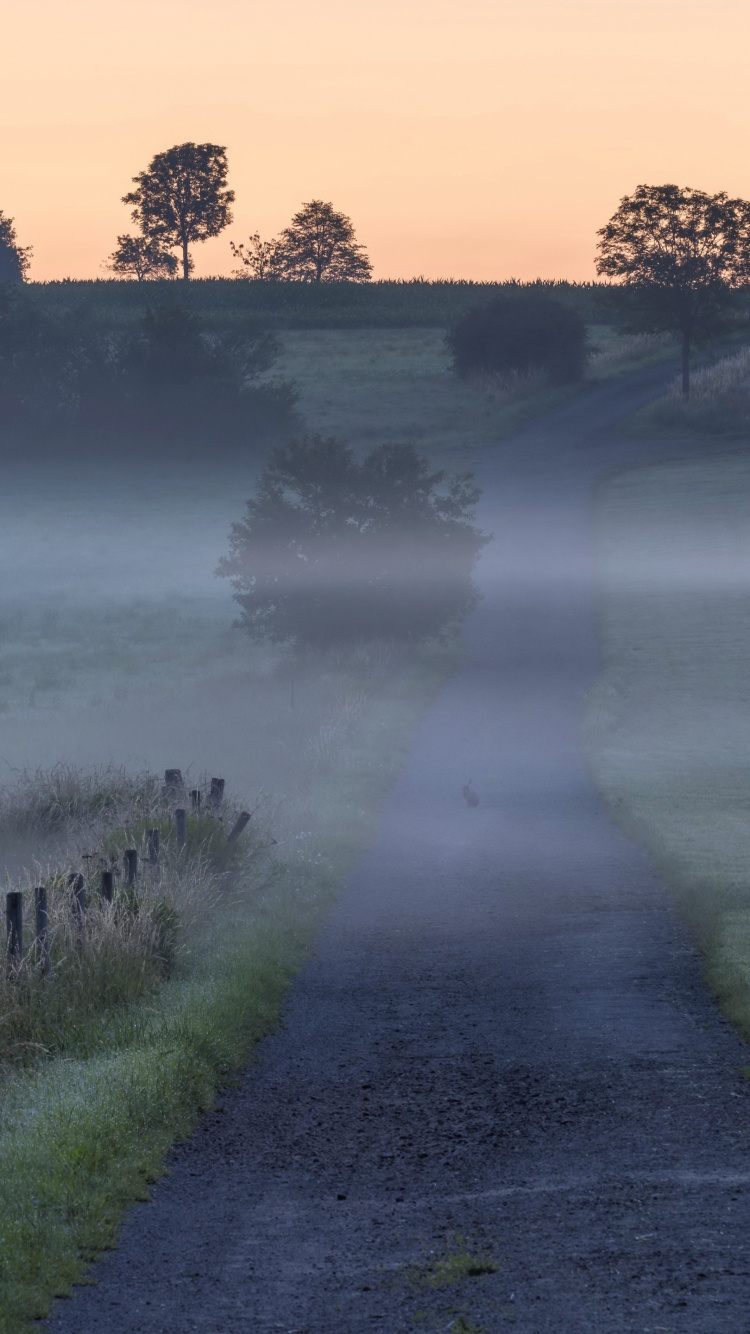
[5,0,750,282]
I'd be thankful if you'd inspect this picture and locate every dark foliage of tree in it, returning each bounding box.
[446,289,587,384]
[123,143,234,281]
[0,291,293,443]
[105,234,180,280]
[217,434,490,649]
[0,212,31,283]
[596,184,750,397]
[111,304,289,436]
[230,233,285,279]
[231,201,372,283]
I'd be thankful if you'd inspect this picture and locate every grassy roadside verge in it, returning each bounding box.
[0,646,454,1334]
[584,450,750,1044]
[270,325,680,471]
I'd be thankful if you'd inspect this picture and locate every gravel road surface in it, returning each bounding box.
[47,368,750,1333]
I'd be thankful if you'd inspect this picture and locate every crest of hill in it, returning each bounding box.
[23,277,624,331]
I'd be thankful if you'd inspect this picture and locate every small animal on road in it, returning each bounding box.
[461,781,480,807]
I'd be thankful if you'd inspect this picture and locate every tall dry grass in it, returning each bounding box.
[638,345,750,435]
[0,766,266,1070]
[664,346,750,404]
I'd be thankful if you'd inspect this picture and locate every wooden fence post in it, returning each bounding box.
[101,870,114,903]
[68,872,86,922]
[34,886,50,975]
[175,808,187,850]
[147,829,160,865]
[6,891,23,966]
[190,789,201,811]
[210,778,225,808]
[227,811,251,843]
[124,849,138,886]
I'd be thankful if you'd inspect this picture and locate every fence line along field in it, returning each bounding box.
[0,766,259,1070]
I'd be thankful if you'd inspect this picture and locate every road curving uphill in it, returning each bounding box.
[46,365,750,1333]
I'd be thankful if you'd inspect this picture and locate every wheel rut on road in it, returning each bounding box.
[47,368,750,1333]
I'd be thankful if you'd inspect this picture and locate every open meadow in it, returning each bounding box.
[586,447,750,1037]
[0,313,683,1331]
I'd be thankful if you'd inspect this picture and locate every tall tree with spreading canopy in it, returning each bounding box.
[596,184,750,397]
[275,200,372,282]
[0,212,31,283]
[105,234,180,280]
[123,143,234,280]
[217,436,489,649]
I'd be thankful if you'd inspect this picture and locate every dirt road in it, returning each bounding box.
[47,368,750,1332]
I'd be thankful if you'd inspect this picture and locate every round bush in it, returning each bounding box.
[447,290,587,384]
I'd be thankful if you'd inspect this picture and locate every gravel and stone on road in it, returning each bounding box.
[47,369,750,1333]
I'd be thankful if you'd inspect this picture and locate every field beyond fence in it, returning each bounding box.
[24,277,628,330]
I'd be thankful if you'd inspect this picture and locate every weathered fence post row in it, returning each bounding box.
[3,770,248,969]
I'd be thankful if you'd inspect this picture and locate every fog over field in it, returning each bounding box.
[0,453,250,777]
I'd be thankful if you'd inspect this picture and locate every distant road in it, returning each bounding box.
[46,364,750,1333]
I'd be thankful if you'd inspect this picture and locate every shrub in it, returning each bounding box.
[446,289,588,384]
[217,434,490,649]
[0,290,295,444]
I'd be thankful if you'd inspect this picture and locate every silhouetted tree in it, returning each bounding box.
[0,212,31,283]
[447,289,587,384]
[596,184,750,397]
[274,201,372,283]
[105,234,180,280]
[123,143,234,280]
[230,232,285,279]
[217,435,489,649]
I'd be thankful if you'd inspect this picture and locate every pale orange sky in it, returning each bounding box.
[4,0,750,281]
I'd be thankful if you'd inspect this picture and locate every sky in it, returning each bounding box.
[4,0,750,282]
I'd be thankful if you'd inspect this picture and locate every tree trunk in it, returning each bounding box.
[681,326,691,399]
[182,237,190,281]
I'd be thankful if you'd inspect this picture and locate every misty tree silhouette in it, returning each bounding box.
[217,435,490,649]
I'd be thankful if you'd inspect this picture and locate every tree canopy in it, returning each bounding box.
[123,143,234,281]
[105,234,180,281]
[596,184,750,395]
[217,435,489,648]
[231,201,372,283]
[0,212,31,283]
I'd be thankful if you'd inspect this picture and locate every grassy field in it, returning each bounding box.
[0,318,681,1329]
[0,638,452,1332]
[272,323,678,466]
[627,343,750,439]
[23,277,619,330]
[586,450,750,1040]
